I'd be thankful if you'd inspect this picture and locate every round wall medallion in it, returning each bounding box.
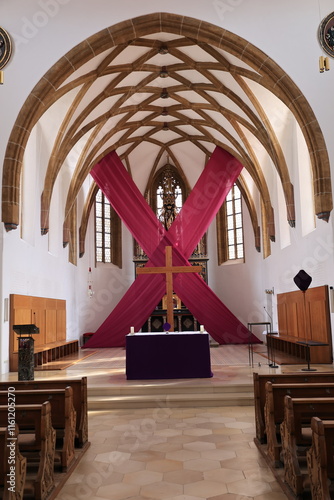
[0,26,12,70]
[319,12,334,57]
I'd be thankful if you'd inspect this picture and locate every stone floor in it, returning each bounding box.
[2,344,334,499]
[57,405,288,500]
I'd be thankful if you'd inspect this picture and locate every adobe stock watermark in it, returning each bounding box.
[11,0,71,52]
[213,0,247,22]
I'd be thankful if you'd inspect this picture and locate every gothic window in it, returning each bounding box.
[134,163,207,283]
[217,183,245,264]
[95,189,122,267]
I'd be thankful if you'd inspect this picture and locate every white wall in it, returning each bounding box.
[1,0,334,372]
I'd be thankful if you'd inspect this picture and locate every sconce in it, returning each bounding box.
[265,288,274,295]
[87,266,94,298]
[319,55,330,72]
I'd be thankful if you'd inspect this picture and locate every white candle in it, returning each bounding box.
[130,326,134,334]
[200,325,204,332]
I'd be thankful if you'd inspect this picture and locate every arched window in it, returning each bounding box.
[134,162,207,281]
[217,184,244,264]
[95,189,122,267]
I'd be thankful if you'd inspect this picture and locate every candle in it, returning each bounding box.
[200,325,204,332]
[130,326,134,334]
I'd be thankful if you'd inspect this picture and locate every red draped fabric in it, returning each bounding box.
[83,147,260,347]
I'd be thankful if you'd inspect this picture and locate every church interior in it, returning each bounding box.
[1,1,334,499]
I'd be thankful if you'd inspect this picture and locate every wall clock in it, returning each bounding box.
[318,12,334,57]
[0,26,12,70]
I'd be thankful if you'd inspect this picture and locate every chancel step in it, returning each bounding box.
[87,383,254,410]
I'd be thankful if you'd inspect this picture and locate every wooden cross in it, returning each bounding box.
[136,246,202,331]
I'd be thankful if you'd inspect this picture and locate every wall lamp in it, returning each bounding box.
[319,55,330,72]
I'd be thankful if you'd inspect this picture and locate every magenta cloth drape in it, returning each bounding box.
[83,147,260,347]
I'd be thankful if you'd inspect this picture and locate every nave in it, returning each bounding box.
[1,344,334,500]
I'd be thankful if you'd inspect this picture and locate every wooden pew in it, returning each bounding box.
[0,402,55,500]
[280,395,334,497]
[264,381,334,467]
[0,377,88,448]
[0,387,76,471]
[306,417,334,500]
[0,425,26,500]
[253,371,334,443]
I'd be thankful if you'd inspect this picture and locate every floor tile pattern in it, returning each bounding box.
[2,345,333,499]
[55,406,288,500]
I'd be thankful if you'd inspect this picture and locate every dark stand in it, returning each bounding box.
[13,324,40,381]
[247,322,277,368]
[297,340,329,372]
[266,332,279,368]
[17,337,35,380]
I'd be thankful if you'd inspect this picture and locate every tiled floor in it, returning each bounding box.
[2,345,334,499]
[56,405,289,500]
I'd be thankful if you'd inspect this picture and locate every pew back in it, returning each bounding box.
[253,371,334,442]
[0,424,26,500]
[264,381,334,466]
[287,396,334,444]
[280,396,334,496]
[307,417,334,500]
[0,377,87,447]
[0,387,76,470]
[0,387,74,430]
[0,402,55,500]
[265,381,334,426]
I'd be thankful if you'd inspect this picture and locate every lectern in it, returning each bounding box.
[13,324,40,380]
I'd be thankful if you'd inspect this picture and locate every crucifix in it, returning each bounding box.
[136,246,202,331]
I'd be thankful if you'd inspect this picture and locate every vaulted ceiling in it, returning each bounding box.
[2,13,332,260]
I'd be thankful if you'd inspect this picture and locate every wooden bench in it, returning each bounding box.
[0,402,55,500]
[0,424,26,500]
[34,340,79,367]
[253,372,334,443]
[306,417,334,500]
[0,387,76,471]
[267,334,331,366]
[0,377,88,448]
[264,381,334,467]
[280,395,334,497]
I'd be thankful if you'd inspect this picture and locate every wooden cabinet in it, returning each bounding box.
[269,285,333,364]
[9,294,67,371]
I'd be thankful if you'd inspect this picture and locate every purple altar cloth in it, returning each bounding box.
[125,331,212,380]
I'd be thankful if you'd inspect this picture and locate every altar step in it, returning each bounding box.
[87,382,254,410]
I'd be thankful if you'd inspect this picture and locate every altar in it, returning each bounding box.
[125,331,212,380]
